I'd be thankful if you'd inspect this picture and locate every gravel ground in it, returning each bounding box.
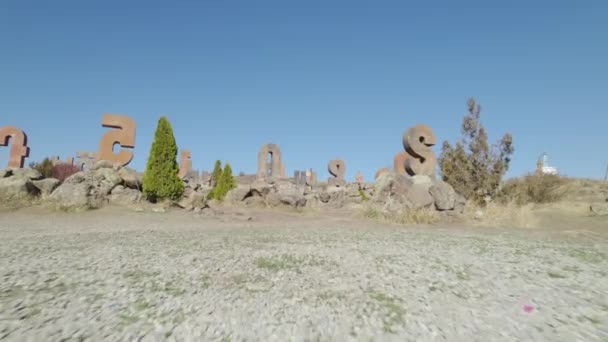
[1,206,607,341]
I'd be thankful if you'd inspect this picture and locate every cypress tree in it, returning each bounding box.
[142,117,184,202]
[208,162,236,201]
[210,160,222,187]
[218,163,236,199]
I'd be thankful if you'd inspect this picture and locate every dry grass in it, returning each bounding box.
[464,202,537,228]
[499,174,608,206]
[362,205,439,225]
[395,208,439,225]
[498,174,568,205]
[0,193,42,211]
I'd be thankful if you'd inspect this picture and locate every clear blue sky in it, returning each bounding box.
[1,0,607,181]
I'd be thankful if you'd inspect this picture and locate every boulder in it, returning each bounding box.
[177,192,208,211]
[32,178,60,195]
[250,180,273,197]
[50,168,123,209]
[236,174,257,185]
[267,190,306,208]
[328,185,347,205]
[327,178,346,187]
[346,185,358,197]
[2,168,43,181]
[454,193,467,214]
[267,182,306,208]
[91,160,114,170]
[319,191,331,203]
[373,172,433,209]
[590,203,608,216]
[109,185,143,205]
[226,185,250,202]
[0,176,40,197]
[429,181,456,210]
[118,168,142,189]
[406,184,434,209]
[49,182,95,209]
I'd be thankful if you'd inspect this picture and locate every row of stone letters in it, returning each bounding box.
[1,114,437,182]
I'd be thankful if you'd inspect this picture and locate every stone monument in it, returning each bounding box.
[305,169,317,186]
[76,151,96,170]
[0,126,29,168]
[401,124,437,177]
[178,149,192,179]
[51,156,74,166]
[328,159,346,186]
[393,151,408,176]
[97,114,136,167]
[257,143,285,180]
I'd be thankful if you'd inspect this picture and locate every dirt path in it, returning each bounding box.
[1,206,607,341]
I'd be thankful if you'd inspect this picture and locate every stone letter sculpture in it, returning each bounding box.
[401,124,437,176]
[76,151,96,171]
[51,156,74,166]
[97,114,136,167]
[305,169,317,186]
[0,126,29,168]
[328,159,346,186]
[178,149,192,179]
[393,151,409,176]
[257,144,285,180]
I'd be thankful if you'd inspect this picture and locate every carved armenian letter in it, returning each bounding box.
[97,114,136,167]
[0,126,29,168]
[393,151,408,175]
[51,156,74,166]
[328,159,346,186]
[402,124,437,176]
[178,150,192,179]
[257,144,285,180]
[76,151,96,170]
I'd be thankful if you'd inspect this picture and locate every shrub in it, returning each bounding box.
[29,158,54,178]
[142,117,184,202]
[358,189,369,201]
[52,163,80,182]
[438,98,514,206]
[498,173,567,205]
[210,160,222,187]
[208,162,236,201]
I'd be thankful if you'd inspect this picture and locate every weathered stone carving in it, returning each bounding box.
[76,151,96,171]
[51,156,74,166]
[178,150,192,179]
[0,126,29,168]
[328,159,346,186]
[97,114,136,167]
[257,144,285,180]
[293,170,307,187]
[402,124,437,177]
[393,151,408,176]
[375,167,390,180]
[305,169,317,186]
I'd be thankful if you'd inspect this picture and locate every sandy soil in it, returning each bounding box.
[1,206,607,341]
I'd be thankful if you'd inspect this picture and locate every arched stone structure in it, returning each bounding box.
[257,144,285,180]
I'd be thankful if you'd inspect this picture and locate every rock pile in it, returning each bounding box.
[2,164,465,218]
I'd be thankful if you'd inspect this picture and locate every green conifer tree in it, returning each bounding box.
[211,160,222,187]
[142,117,184,201]
[218,163,236,199]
